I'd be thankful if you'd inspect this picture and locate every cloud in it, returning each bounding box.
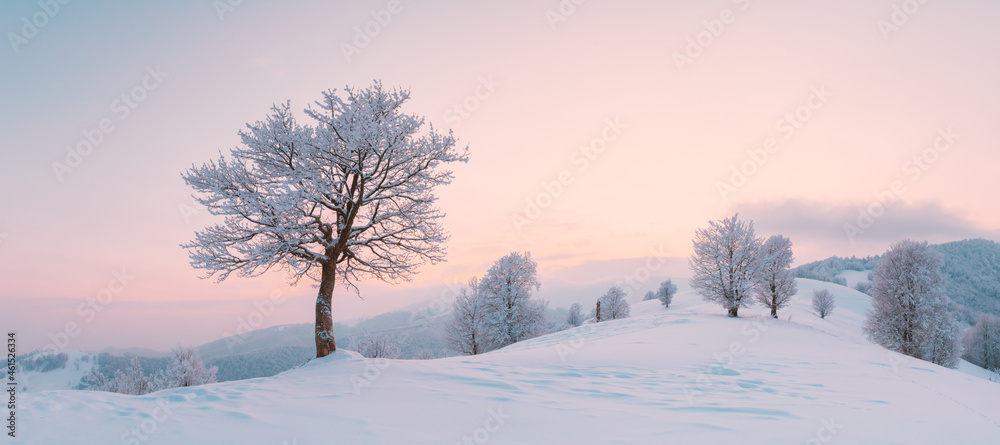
[733,199,1000,258]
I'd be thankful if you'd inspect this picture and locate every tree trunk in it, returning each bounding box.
[728,307,739,317]
[315,261,337,358]
[596,301,601,323]
[770,306,777,318]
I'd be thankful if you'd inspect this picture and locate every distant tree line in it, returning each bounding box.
[83,346,218,395]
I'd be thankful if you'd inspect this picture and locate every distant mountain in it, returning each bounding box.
[793,238,1000,324]
[197,323,314,361]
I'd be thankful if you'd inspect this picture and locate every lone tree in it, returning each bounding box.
[755,235,797,318]
[479,251,547,350]
[592,286,630,321]
[690,214,762,317]
[863,239,959,368]
[656,279,678,308]
[182,82,468,358]
[812,289,835,319]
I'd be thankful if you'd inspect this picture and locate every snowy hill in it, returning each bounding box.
[18,350,98,393]
[19,279,1000,444]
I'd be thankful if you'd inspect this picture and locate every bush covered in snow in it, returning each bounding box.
[854,281,873,295]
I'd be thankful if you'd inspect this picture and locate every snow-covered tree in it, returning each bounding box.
[656,279,678,308]
[755,235,797,318]
[962,314,1000,372]
[164,346,218,388]
[689,214,762,317]
[351,332,401,359]
[566,303,583,327]
[854,281,873,295]
[863,239,960,368]
[182,82,469,358]
[479,252,547,349]
[592,286,630,321]
[643,290,656,301]
[85,355,161,395]
[812,289,835,319]
[445,277,490,355]
[920,308,961,369]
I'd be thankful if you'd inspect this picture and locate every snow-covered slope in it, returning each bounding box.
[20,280,1000,444]
[19,350,97,393]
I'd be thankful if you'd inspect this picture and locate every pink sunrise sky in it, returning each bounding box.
[1,0,999,352]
